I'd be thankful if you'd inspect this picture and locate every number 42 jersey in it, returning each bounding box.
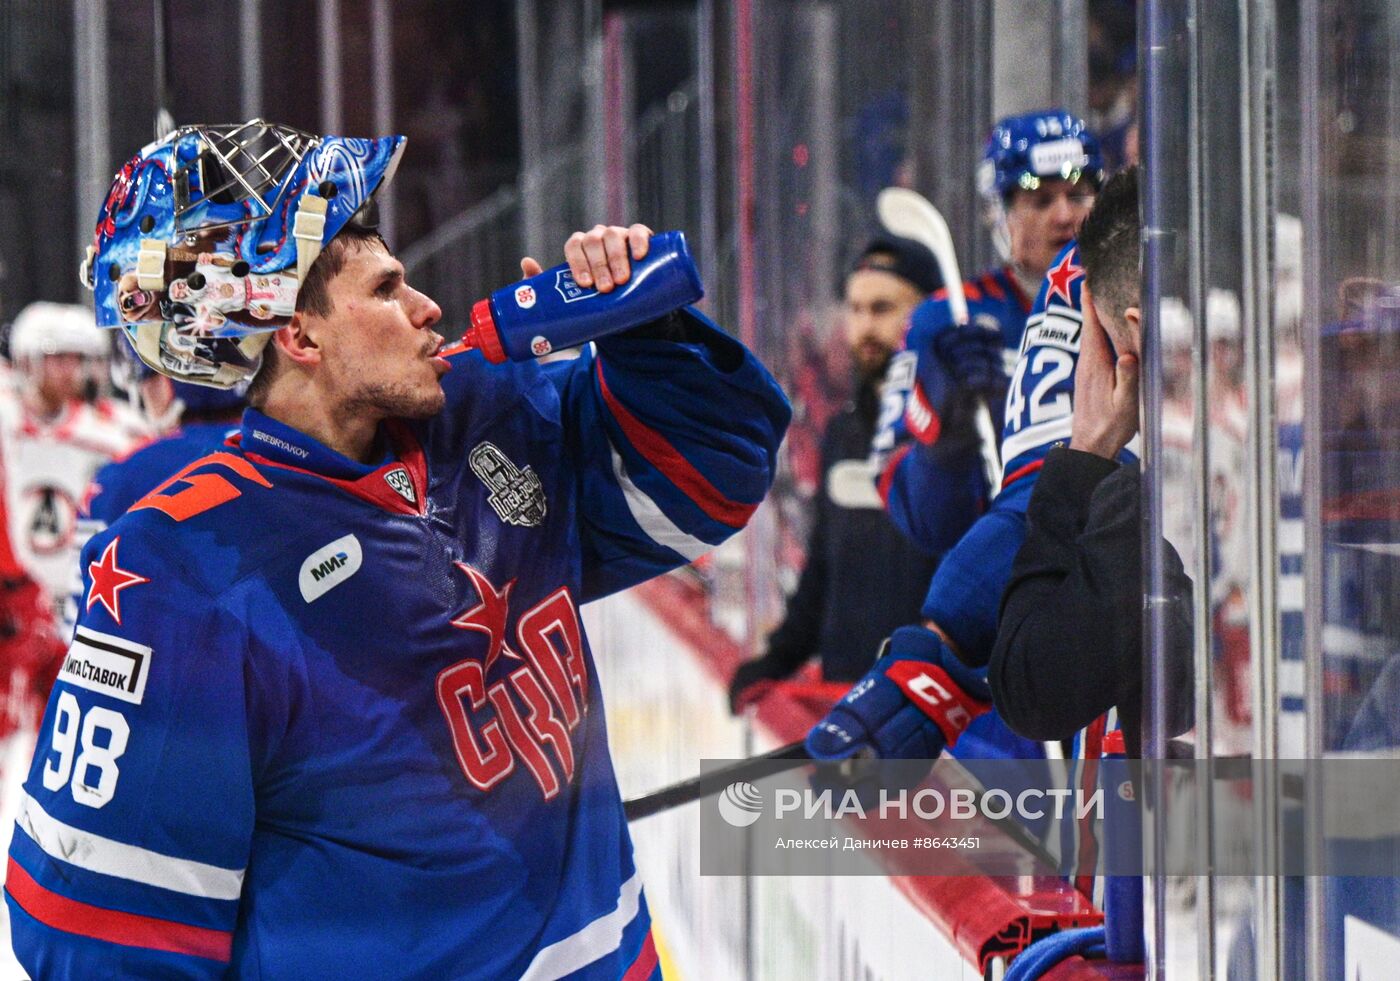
[998,243,1138,505]
[918,242,1135,667]
[6,312,789,980]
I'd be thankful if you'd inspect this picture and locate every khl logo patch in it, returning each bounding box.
[469,442,547,527]
[384,466,416,505]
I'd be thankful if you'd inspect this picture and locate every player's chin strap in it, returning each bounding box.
[293,191,382,283]
[293,192,329,283]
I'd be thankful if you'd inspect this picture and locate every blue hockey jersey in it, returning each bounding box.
[998,246,1106,504]
[868,245,1143,769]
[83,421,241,531]
[861,266,1042,764]
[873,265,1034,553]
[6,311,789,979]
[920,243,1136,661]
[66,423,241,635]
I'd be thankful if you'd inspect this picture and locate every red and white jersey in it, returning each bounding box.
[0,393,150,613]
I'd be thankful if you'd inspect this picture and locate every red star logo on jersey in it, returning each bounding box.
[86,537,150,625]
[1045,250,1085,308]
[451,564,523,675]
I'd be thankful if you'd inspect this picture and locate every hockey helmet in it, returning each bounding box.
[108,329,246,423]
[977,109,1104,203]
[9,302,108,363]
[977,110,1103,261]
[1206,288,1242,343]
[81,119,406,389]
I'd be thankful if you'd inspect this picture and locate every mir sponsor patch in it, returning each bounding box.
[299,534,363,602]
[58,627,152,705]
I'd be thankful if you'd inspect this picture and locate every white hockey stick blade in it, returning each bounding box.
[876,187,1001,495]
[876,187,969,325]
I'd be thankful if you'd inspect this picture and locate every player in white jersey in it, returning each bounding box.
[0,302,150,619]
[0,303,147,944]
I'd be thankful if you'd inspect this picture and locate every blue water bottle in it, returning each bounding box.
[463,230,704,363]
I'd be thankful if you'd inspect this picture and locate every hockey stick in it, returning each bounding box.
[624,740,811,821]
[625,741,1063,872]
[876,187,1003,497]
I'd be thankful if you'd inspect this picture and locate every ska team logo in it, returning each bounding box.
[554,269,596,304]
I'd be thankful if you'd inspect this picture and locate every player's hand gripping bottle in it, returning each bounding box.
[463,230,704,362]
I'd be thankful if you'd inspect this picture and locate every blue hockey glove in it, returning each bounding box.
[900,305,1006,450]
[805,625,993,760]
[932,320,1004,393]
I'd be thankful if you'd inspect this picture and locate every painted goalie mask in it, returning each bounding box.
[81,119,405,389]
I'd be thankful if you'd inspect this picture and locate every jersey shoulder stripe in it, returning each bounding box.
[605,441,711,561]
[595,360,756,528]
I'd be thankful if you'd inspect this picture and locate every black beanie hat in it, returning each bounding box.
[848,234,943,295]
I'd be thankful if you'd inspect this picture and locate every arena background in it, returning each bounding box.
[2,1,1399,978]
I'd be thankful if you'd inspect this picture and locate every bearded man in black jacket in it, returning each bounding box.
[729,235,947,710]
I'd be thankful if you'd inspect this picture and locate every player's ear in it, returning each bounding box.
[273,313,322,369]
[1124,305,1142,352]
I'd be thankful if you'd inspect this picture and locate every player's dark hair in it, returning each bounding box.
[247,224,387,408]
[295,223,388,318]
[1077,165,1140,323]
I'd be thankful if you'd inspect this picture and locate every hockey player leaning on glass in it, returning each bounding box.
[6,121,789,979]
[808,170,1190,778]
[989,165,1193,759]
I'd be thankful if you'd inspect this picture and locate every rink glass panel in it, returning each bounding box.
[1145,0,1400,977]
[593,3,994,978]
[1143,0,1288,975]
[587,0,966,646]
[1304,0,1400,978]
[1141,0,1217,976]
